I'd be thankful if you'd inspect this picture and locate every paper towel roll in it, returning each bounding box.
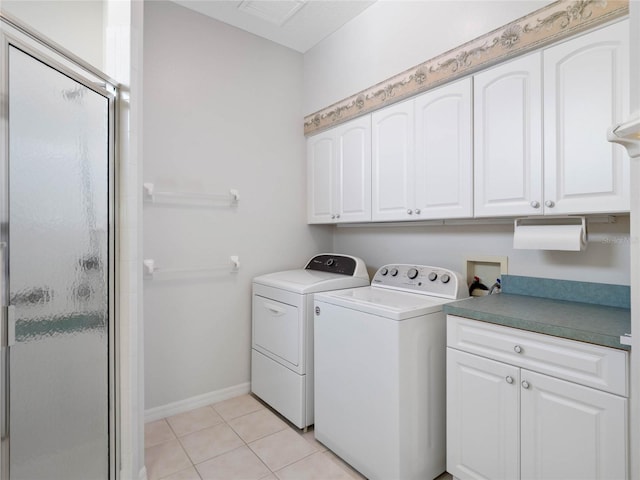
[513,218,587,251]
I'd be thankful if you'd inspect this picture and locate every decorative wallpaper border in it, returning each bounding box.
[304,0,629,136]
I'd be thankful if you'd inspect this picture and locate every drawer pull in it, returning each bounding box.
[522,380,530,389]
[514,345,522,354]
[264,303,286,316]
[505,376,514,384]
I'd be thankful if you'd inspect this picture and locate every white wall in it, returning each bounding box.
[110,1,146,478]
[304,0,552,115]
[333,218,631,285]
[143,1,331,410]
[305,0,631,286]
[1,0,105,70]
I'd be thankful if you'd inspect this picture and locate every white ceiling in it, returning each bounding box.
[171,0,377,53]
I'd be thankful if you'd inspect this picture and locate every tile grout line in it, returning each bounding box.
[246,433,321,476]
[180,402,291,479]
[149,396,365,480]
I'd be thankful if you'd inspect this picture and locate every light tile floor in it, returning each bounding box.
[145,394,454,480]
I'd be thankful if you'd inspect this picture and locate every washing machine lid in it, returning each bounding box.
[253,269,370,294]
[315,286,452,320]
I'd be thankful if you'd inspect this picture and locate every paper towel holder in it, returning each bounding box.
[513,216,587,251]
[607,116,640,158]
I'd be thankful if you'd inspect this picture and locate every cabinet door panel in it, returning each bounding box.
[521,370,627,480]
[543,20,629,214]
[415,78,473,219]
[372,101,414,221]
[336,116,371,222]
[307,134,335,223]
[447,348,520,480]
[474,53,543,217]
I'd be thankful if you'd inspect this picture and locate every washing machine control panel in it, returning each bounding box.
[305,254,363,276]
[372,264,467,299]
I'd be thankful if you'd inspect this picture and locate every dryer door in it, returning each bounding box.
[252,294,302,372]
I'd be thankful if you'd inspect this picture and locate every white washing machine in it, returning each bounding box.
[251,254,369,429]
[314,264,468,480]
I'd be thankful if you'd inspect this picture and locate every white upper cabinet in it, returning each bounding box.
[307,134,335,223]
[336,117,372,223]
[371,100,415,221]
[309,21,630,224]
[307,115,371,224]
[474,52,543,217]
[474,20,629,218]
[372,79,473,222]
[543,20,630,215]
[415,78,473,219]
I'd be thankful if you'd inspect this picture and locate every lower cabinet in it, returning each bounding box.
[447,349,520,480]
[520,370,626,480]
[447,316,628,480]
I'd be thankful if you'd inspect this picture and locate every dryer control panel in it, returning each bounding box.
[305,254,364,276]
[372,264,468,299]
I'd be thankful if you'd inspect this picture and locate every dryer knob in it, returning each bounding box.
[380,267,389,276]
[441,274,450,284]
[315,306,321,316]
[428,272,438,281]
[407,268,418,279]
[390,268,399,277]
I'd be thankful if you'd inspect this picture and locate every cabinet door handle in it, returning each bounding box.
[331,214,336,219]
[530,201,540,209]
[521,380,530,389]
[514,345,522,354]
[335,214,340,219]
[505,376,514,384]
[545,200,555,208]
[407,209,413,215]
[414,209,421,215]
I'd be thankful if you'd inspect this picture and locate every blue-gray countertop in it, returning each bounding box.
[444,293,631,350]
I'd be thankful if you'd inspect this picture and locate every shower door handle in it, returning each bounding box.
[0,307,5,349]
[0,241,8,447]
[0,241,7,348]
[0,241,13,348]
[5,306,15,347]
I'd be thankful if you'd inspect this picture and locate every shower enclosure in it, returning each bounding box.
[0,14,117,480]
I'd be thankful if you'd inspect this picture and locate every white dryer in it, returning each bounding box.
[314,264,468,480]
[251,254,369,429]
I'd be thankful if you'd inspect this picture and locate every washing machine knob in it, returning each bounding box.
[380,267,389,276]
[407,268,419,279]
[428,272,438,281]
[390,268,399,277]
[441,274,450,284]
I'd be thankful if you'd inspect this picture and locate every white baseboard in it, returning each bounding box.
[144,382,251,423]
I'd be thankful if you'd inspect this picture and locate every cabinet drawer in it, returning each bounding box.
[253,294,301,371]
[251,350,305,428]
[447,315,628,396]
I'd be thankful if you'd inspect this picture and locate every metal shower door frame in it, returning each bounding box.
[0,13,119,480]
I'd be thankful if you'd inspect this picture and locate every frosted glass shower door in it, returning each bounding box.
[6,45,113,479]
